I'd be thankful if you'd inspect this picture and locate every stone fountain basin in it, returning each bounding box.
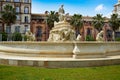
[0,41,120,59]
[0,42,73,58]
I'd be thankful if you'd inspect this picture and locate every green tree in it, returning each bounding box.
[109,14,120,41]
[70,14,83,36]
[0,4,16,33]
[92,14,105,32]
[109,14,120,32]
[47,11,59,29]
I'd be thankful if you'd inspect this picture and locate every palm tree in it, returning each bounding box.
[70,14,83,37]
[0,4,16,33]
[109,14,120,32]
[109,14,120,40]
[47,11,59,30]
[92,14,104,32]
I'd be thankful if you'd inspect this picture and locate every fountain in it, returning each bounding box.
[0,5,120,68]
[48,5,76,41]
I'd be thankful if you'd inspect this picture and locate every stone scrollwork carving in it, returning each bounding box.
[25,29,36,41]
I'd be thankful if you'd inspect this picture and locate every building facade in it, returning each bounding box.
[113,0,120,18]
[0,0,31,34]
[31,14,49,41]
[31,14,111,41]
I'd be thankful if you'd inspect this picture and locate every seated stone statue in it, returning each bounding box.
[25,29,36,41]
[96,30,104,41]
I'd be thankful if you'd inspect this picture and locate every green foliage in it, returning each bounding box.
[0,32,8,41]
[85,35,95,41]
[12,32,22,41]
[0,4,16,26]
[109,14,120,31]
[0,65,120,80]
[92,14,105,32]
[70,14,83,28]
[115,38,120,41]
[23,35,27,41]
[70,14,83,36]
[47,11,59,29]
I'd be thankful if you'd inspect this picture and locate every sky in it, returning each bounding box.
[32,0,118,17]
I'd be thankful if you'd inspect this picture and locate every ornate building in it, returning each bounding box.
[113,0,120,18]
[31,14,49,41]
[0,0,31,34]
[31,13,111,41]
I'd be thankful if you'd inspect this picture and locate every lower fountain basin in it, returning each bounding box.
[0,41,120,68]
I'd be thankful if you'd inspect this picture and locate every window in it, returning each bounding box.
[14,0,20,2]
[87,28,91,35]
[24,16,29,23]
[16,6,20,13]
[24,7,29,14]
[0,24,3,33]
[24,25,28,33]
[0,7,1,12]
[118,6,120,11]
[15,26,20,33]
[6,26,11,33]
[6,0,10,2]
[24,0,29,3]
[16,15,20,20]
[36,27,42,41]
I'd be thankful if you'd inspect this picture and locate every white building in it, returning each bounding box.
[0,0,31,34]
[113,0,120,18]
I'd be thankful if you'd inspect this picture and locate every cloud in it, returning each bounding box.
[95,4,105,12]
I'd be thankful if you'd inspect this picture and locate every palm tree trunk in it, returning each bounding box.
[112,31,115,41]
[7,24,12,41]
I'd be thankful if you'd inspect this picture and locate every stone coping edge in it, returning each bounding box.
[0,41,120,44]
[0,58,120,68]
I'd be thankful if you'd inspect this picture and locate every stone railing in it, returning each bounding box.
[0,41,120,59]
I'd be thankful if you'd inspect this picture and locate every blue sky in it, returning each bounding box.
[32,0,117,17]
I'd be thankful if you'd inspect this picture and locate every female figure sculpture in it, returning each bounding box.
[58,5,65,21]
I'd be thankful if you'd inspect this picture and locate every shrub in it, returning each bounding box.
[12,32,22,41]
[115,38,120,41]
[23,35,27,41]
[85,35,95,41]
[0,32,8,41]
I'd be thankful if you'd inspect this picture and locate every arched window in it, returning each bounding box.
[36,27,42,41]
[87,28,91,35]
[24,7,29,14]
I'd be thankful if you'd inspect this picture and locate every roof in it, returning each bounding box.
[32,13,48,17]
